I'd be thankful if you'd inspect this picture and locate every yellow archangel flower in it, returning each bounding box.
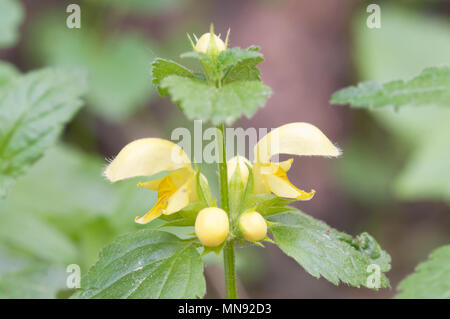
[103,138,201,224]
[228,122,341,200]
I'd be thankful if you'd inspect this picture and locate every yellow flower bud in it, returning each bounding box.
[194,33,226,54]
[195,207,229,247]
[227,156,251,185]
[239,211,267,242]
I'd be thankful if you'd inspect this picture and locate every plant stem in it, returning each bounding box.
[216,123,238,299]
[216,124,229,213]
[223,240,237,299]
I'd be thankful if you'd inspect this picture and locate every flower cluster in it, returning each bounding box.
[104,122,340,248]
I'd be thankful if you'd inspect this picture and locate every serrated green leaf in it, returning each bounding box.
[151,58,196,97]
[269,211,390,288]
[223,55,264,85]
[217,47,262,74]
[160,75,271,124]
[0,0,23,48]
[396,244,450,299]
[77,229,205,299]
[0,68,88,197]
[330,66,450,109]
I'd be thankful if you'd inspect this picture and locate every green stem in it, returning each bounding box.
[216,123,238,299]
[223,240,237,299]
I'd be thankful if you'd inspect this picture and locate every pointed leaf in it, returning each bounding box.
[77,229,206,299]
[0,68,88,197]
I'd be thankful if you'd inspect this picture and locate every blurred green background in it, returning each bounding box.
[0,0,449,298]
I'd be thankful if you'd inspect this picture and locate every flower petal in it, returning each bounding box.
[104,138,191,182]
[137,177,165,191]
[264,173,315,200]
[134,204,164,224]
[254,122,341,163]
[165,179,192,214]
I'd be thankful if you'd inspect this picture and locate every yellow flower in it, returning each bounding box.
[239,211,267,242]
[228,122,341,200]
[195,207,229,247]
[104,138,201,224]
[194,32,226,55]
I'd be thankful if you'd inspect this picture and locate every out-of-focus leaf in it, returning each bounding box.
[0,61,19,87]
[337,139,398,205]
[396,244,450,298]
[0,211,77,264]
[0,0,23,48]
[330,67,450,109]
[354,4,450,83]
[27,13,156,121]
[345,5,450,204]
[0,68,88,197]
[160,75,271,124]
[98,0,187,14]
[0,254,66,299]
[394,130,450,203]
[0,144,160,268]
[269,210,390,288]
[77,229,205,299]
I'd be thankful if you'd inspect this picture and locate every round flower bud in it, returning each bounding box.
[227,156,251,185]
[194,33,226,54]
[195,207,229,247]
[239,211,267,242]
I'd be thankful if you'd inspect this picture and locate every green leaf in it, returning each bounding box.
[0,210,78,264]
[77,229,205,299]
[0,252,67,299]
[396,244,450,298]
[0,68,88,197]
[242,193,294,217]
[151,58,196,96]
[0,61,19,87]
[160,75,271,124]
[269,211,390,288]
[354,4,450,83]
[0,144,160,268]
[0,0,23,48]
[222,56,264,84]
[217,47,262,74]
[96,0,188,14]
[330,66,450,109]
[394,130,450,204]
[27,13,156,121]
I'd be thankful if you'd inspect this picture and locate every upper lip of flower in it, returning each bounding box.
[103,138,197,224]
[230,122,341,200]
